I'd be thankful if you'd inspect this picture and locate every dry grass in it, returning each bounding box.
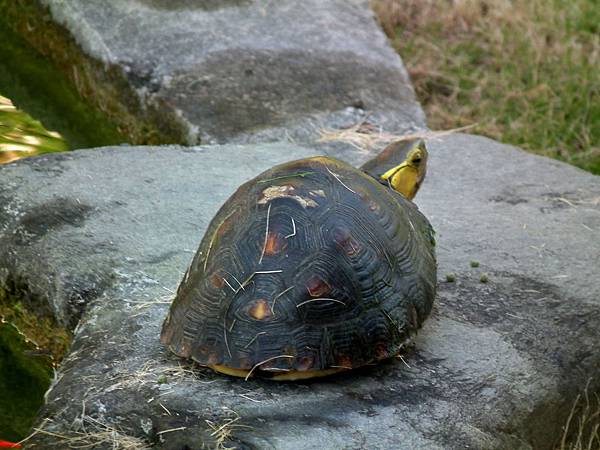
[559,383,600,450]
[318,121,475,150]
[372,0,600,174]
[205,409,252,450]
[128,295,173,318]
[18,417,150,449]
[103,359,215,394]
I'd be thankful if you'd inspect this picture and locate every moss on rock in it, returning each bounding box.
[0,0,190,146]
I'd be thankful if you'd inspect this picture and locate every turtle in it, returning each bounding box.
[160,139,436,380]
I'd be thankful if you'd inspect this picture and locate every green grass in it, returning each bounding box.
[561,385,600,450]
[0,94,69,164]
[0,24,125,163]
[373,0,600,174]
[0,289,70,441]
[373,3,600,447]
[0,298,71,364]
[0,321,53,441]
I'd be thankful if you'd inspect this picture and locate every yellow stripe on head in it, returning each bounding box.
[380,140,428,200]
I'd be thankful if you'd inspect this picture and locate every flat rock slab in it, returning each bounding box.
[1,135,599,449]
[36,0,425,144]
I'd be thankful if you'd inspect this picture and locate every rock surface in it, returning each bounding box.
[22,0,425,145]
[1,134,599,449]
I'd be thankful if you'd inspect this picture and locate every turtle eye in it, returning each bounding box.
[412,157,422,164]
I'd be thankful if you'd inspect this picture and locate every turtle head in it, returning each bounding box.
[379,140,428,200]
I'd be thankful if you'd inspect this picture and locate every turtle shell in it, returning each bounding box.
[160,156,436,378]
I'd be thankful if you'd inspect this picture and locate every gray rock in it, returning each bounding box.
[26,0,425,145]
[1,134,599,449]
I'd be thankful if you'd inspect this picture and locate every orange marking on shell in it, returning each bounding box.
[356,188,369,201]
[197,345,210,357]
[248,299,273,320]
[261,356,294,370]
[410,306,420,329]
[333,227,361,257]
[178,342,192,357]
[217,216,234,238]
[207,353,220,365]
[264,231,285,256]
[306,275,331,297]
[297,355,314,371]
[335,355,352,369]
[210,272,225,288]
[368,200,380,212]
[375,343,388,360]
[238,357,253,370]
